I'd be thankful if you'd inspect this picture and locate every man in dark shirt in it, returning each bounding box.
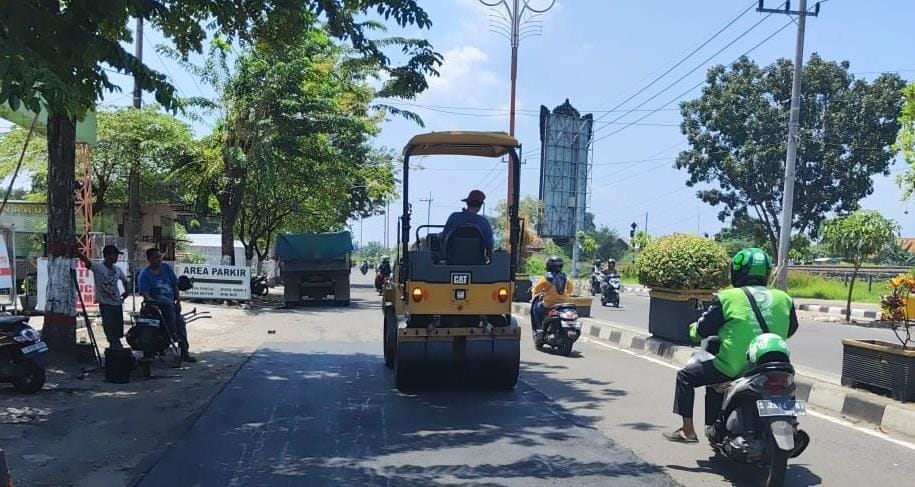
[443,189,494,251]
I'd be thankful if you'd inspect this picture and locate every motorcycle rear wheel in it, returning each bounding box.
[12,361,45,394]
[765,436,789,487]
[558,339,573,356]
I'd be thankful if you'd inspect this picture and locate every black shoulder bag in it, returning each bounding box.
[742,287,770,334]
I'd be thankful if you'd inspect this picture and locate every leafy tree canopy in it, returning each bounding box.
[895,82,915,200]
[677,55,905,252]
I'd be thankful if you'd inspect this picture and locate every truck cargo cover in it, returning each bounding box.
[276,232,353,261]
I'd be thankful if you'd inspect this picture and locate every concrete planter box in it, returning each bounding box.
[514,274,532,303]
[841,339,915,402]
[647,289,715,344]
[569,296,593,318]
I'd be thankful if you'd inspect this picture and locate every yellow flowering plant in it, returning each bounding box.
[881,273,915,349]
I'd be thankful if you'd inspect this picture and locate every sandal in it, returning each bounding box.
[662,428,699,443]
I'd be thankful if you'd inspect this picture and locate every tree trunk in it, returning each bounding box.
[845,265,860,322]
[218,159,245,266]
[44,113,77,356]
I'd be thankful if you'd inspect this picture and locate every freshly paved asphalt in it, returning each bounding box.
[139,281,677,487]
[587,292,901,381]
[139,275,915,486]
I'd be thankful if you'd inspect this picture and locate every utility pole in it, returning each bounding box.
[758,0,820,289]
[479,0,555,217]
[126,17,143,274]
[384,201,390,250]
[420,193,433,228]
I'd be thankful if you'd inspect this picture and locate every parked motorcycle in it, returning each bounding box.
[126,303,211,359]
[530,295,581,356]
[599,274,621,307]
[698,336,810,487]
[250,274,269,297]
[0,315,47,393]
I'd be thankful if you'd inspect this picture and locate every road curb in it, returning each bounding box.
[512,302,915,440]
[796,304,879,319]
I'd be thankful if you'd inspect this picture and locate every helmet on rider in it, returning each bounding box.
[546,255,564,273]
[381,255,390,263]
[730,247,772,287]
[607,259,616,266]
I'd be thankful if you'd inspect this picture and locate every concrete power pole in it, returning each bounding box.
[758,0,821,289]
[126,17,143,273]
[420,193,433,228]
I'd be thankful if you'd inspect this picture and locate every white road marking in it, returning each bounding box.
[578,336,915,452]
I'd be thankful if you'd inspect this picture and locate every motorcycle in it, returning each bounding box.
[698,337,810,487]
[590,271,602,296]
[126,302,211,359]
[0,315,48,393]
[360,262,369,275]
[530,295,581,356]
[250,274,269,297]
[599,274,621,307]
[374,272,391,295]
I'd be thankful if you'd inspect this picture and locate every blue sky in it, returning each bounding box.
[4,0,912,243]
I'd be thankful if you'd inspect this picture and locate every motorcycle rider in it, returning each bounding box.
[376,256,392,290]
[602,259,620,277]
[531,256,575,333]
[663,247,798,443]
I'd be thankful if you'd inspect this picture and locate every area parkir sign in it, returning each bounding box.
[177,264,250,301]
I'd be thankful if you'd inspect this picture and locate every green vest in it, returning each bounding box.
[714,286,793,377]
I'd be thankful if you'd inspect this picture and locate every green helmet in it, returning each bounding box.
[747,333,790,364]
[731,247,772,287]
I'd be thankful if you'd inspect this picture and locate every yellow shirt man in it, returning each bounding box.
[533,274,574,308]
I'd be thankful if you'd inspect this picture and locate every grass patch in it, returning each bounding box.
[787,271,888,304]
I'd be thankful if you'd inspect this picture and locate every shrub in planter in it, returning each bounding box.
[636,234,729,343]
[842,273,915,401]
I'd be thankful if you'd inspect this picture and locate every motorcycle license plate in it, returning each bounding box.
[21,341,48,355]
[757,399,806,417]
[136,317,160,328]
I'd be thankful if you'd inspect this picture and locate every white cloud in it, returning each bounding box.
[424,45,501,103]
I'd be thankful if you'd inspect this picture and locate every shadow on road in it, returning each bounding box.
[666,454,824,486]
[139,344,677,486]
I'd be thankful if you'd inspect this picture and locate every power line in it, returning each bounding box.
[590,0,758,128]
[592,3,786,140]
[592,16,796,145]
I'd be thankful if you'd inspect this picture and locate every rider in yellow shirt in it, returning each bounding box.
[532,256,574,329]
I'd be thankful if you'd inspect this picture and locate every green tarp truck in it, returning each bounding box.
[276,232,353,307]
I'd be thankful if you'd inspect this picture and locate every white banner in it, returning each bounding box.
[36,257,128,312]
[176,263,250,301]
[0,234,11,289]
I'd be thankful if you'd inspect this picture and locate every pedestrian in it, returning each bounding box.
[77,245,129,349]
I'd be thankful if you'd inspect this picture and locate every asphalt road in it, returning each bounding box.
[139,275,915,486]
[587,292,901,382]
[139,280,676,487]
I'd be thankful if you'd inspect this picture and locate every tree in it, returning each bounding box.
[585,226,626,261]
[895,82,915,200]
[820,210,899,321]
[677,55,905,253]
[0,0,439,352]
[0,107,194,210]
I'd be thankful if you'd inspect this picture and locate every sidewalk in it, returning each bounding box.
[513,302,915,440]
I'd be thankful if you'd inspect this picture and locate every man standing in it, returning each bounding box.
[77,245,128,349]
[442,189,494,252]
[138,248,196,362]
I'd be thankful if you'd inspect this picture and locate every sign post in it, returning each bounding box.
[176,263,251,301]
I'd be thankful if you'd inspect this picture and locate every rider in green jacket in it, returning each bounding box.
[663,248,799,443]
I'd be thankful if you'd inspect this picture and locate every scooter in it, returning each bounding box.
[590,271,602,296]
[530,295,581,356]
[599,274,621,307]
[250,274,269,297]
[0,315,47,393]
[126,303,211,359]
[697,337,810,487]
[360,262,369,275]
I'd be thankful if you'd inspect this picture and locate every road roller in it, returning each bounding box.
[382,131,522,390]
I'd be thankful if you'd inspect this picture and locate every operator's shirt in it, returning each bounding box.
[443,210,494,250]
[533,274,574,308]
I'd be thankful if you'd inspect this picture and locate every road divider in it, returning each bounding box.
[513,302,915,440]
